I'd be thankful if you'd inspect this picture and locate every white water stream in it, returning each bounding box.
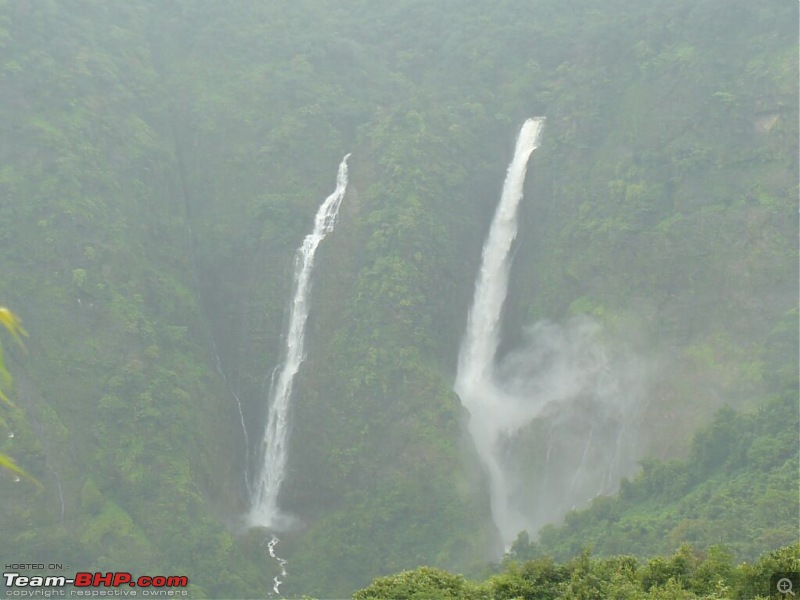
[247,155,350,596]
[455,120,648,551]
[249,153,350,528]
[455,118,545,546]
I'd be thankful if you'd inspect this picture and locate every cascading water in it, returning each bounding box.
[212,339,251,492]
[267,535,288,596]
[455,120,648,551]
[455,118,545,547]
[249,153,351,530]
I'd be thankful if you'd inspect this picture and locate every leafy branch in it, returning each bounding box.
[0,306,40,487]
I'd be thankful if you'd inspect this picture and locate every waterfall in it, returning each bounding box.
[456,118,544,389]
[249,153,351,529]
[455,118,545,546]
[212,338,251,493]
[455,119,649,550]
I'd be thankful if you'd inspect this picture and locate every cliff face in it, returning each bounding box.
[0,1,796,598]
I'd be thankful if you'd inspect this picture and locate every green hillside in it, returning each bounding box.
[511,392,799,563]
[355,543,800,599]
[0,0,796,598]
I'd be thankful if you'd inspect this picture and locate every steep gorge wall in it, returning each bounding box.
[0,1,796,598]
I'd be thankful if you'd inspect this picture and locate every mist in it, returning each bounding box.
[488,316,651,546]
[454,119,652,551]
[0,1,795,597]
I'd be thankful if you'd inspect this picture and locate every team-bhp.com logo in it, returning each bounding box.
[4,572,189,596]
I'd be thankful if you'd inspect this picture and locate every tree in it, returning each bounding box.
[0,306,38,485]
[352,566,491,600]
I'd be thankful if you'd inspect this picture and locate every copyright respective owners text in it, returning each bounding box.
[3,563,191,598]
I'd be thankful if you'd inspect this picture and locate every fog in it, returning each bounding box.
[491,317,651,544]
[0,1,795,597]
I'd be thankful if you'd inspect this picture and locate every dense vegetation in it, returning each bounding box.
[512,392,798,562]
[353,390,799,598]
[0,0,796,598]
[353,543,800,599]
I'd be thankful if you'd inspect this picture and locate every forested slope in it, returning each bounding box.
[509,392,799,563]
[355,543,800,600]
[0,1,796,598]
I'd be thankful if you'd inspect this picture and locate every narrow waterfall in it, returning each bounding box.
[249,153,351,529]
[212,339,251,493]
[456,119,544,391]
[454,119,544,546]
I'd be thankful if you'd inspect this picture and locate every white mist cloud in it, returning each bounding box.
[455,119,650,552]
[463,316,652,549]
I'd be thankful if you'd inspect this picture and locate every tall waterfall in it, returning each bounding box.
[249,153,351,529]
[455,120,647,551]
[454,118,545,546]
